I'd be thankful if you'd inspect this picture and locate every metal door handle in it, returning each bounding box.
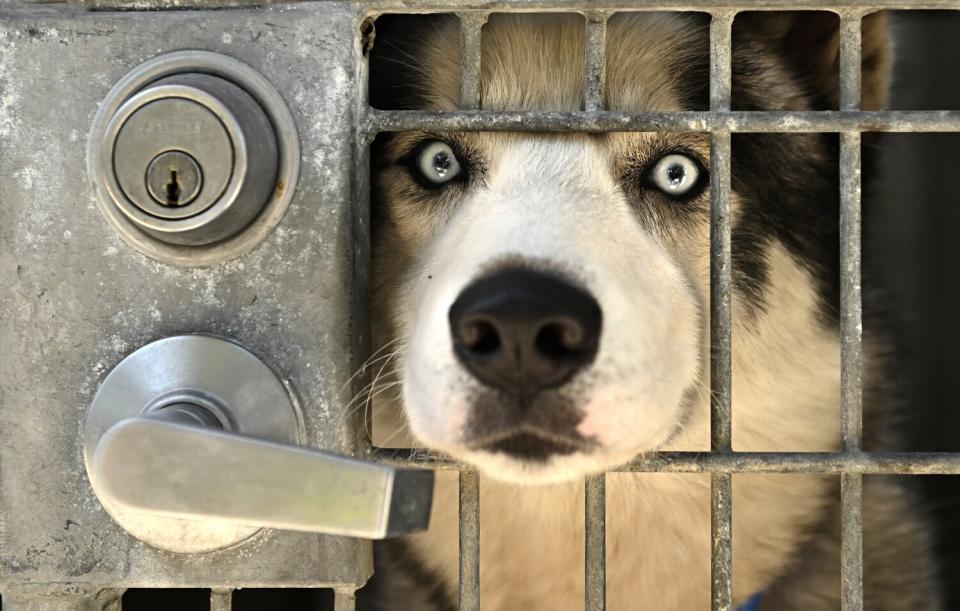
[93,406,432,540]
[84,335,433,552]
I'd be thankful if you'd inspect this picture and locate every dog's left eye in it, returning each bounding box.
[416,141,462,185]
[649,154,701,197]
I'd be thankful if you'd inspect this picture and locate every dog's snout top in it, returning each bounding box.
[449,268,602,399]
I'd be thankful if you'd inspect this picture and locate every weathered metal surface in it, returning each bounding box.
[366,109,960,134]
[708,14,734,610]
[458,471,480,611]
[0,1,372,600]
[584,475,606,611]
[375,448,960,475]
[19,0,960,12]
[838,13,866,610]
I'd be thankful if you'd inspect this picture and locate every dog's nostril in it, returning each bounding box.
[535,319,590,358]
[458,319,501,354]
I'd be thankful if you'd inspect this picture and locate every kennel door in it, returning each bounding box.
[0,3,414,608]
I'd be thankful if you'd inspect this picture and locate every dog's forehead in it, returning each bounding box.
[415,13,709,113]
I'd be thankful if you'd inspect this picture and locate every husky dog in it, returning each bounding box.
[361,12,940,610]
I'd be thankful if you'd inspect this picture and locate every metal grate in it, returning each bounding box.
[353,3,960,611]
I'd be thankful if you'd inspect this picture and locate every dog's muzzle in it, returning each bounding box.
[447,267,602,459]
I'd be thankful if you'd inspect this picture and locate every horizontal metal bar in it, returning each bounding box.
[21,0,959,13]
[366,109,960,134]
[372,448,960,475]
[362,1,960,14]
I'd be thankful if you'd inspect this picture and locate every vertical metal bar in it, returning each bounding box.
[709,12,734,611]
[838,12,865,611]
[459,12,488,110]
[584,13,608,112]
[334,589,357,611]
[456,13,485,611]
[585,474,606,611]
[709,130,734,611]
[839,131,863,453]
[709,13,734,113]
[354,15,375,455]
[711,473,734,611]
[209,589,232,611]
[584,11,609,611]
[459,470,481,611]
[839,15,863,113]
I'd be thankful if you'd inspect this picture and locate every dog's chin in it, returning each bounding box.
[455,444,641,485]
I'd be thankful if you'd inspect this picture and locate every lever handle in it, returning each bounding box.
[84,335,434,552]
[93,411,433,540]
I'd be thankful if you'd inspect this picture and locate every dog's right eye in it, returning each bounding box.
[415,141,462,186]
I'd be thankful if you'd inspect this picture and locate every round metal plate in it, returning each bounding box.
[88,51,299,265]
[84,335,302,553]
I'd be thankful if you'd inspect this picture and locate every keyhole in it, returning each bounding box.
[165,170,182,205]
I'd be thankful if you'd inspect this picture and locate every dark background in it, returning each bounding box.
[866,10,960,610]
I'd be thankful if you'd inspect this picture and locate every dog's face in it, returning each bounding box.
[370,13,889,484]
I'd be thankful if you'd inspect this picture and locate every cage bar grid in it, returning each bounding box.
[354,3,960,611]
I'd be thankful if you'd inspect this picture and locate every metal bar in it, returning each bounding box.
[838,11,866,610]
[209,589,233,611]
[711,473,734,611]
[334,589,357,611]
[585,474,606,611]
[360,1,960,12]
[459,12,488,109]
[839,132,864,452]
[583,16,610,607]
[52,0,960,12]
[365,109,960,134]
[459,470,481,611]
[708,11,734,610]
[841,473,864,611]
[375,447,960,475]
[709,13,733,112]
[354,14,376,456]
[583,13,609,112]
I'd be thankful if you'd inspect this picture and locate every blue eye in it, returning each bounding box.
[650,154,700,196]
[417,141,462,185]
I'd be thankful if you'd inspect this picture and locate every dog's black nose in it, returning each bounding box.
[449,268,602,399]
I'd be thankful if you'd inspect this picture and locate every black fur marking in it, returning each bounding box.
[357,539,456,611]
[483,431,582,462]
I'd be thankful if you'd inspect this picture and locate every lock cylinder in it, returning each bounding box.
[89,52,299,260]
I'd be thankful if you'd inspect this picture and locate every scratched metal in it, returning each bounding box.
[0,4,372,608]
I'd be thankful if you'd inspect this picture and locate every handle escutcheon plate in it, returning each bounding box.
[84,335,433,553]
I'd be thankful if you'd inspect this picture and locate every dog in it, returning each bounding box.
[359,12,941,610]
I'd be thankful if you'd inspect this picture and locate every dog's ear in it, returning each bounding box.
[734,12,890,110]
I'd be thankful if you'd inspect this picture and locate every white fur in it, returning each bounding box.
[400,135,701,483]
